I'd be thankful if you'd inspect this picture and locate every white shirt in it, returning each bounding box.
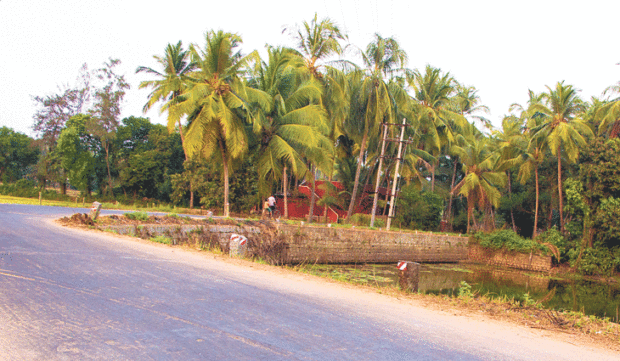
[267,196,276,207]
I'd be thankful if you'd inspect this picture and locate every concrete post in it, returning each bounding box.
[386,118,407,230]
[398,261,420,292]
[229,234,248,257]
[89,202,102,221]
[370,123,388,228]
[39,192,42,205]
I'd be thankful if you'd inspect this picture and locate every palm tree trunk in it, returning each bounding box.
[430,160,436,192]
[283,166,289,219]
[347,131,368,220]
[324,170,334,224]
[447,159,457,227]
[219,139,230,218]
[557,149,564,233]
[466,205,472,233]
[307,165,316,223]
[176,119,194,209]
[533,167,539,239]
[507,171,516,232]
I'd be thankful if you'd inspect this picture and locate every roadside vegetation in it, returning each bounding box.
[2,13,620,277]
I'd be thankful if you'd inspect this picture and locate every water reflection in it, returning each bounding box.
[299,263,620,322]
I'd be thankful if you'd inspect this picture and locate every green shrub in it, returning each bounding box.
[574,247,620,276]
[349,213,385,228]
[536,228,569,261]
[474,230,539,253]
[150,236,172,245]
[124,211,149,221]
[395,186,442,231]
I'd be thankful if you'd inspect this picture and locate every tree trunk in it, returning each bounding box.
[307,165,316,223]
[557,149,564,233]
[356,161,376,213]
[507,171,516,232]
[104,142,113,196]
[347,131,368,221]
[324,171,333,224]
[430,160,436,192]
[446,158,458,227]
[283,166,289,219]
[219,139,230,218]
[60,177,67,195]
[533,167,539,239]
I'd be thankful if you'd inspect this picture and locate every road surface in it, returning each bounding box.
[0,204,617,360]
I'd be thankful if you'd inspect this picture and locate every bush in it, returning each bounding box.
[349,213,385,228]
[473,230,539,253]
[394,186,442,231]
[124,211,149,221]
[536,228,569,262]
[575,247,620,276]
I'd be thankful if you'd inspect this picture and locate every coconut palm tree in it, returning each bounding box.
[452,136,507,233]
[249,46,330,218]
[530,81,593,232]
[408,65,470,191]
[452,84,491,130]
[287,13,348,222]
[287,13,348,80]
[344,34,408,220]
[169,30,269,217]
[597,82,620,138]
[136,41,197,206]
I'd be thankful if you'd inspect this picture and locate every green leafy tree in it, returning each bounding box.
[395,184,443,231]
[89,58,130,195]
[56,115,97,193]
[0,127,39,183]
[116,118,184,200]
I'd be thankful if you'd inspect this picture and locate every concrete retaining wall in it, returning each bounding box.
[100,223,468,264]
[101,223,551,272]
[468,244,552,272]
[281,226,468,263]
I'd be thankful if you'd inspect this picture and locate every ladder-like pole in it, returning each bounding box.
[370,123,388,228]
[386,118,406,230]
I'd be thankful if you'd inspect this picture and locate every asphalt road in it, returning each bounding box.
[0,204,617,360]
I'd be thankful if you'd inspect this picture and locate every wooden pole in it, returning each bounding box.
[39,192,42,205]
[386,118,406,230]
[370,124,388,228]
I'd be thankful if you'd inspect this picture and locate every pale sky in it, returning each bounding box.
[1,0,618,138]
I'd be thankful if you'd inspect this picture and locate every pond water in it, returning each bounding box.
[296,263,620,323]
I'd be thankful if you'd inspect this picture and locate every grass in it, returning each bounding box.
[150,235,172,245]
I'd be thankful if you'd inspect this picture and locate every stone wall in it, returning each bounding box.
[100,223,468,264]
[281,225,468,264]
[468,244,552,272]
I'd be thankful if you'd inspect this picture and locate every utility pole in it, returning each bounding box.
[370,123,388,228]
[386,118,406,230]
